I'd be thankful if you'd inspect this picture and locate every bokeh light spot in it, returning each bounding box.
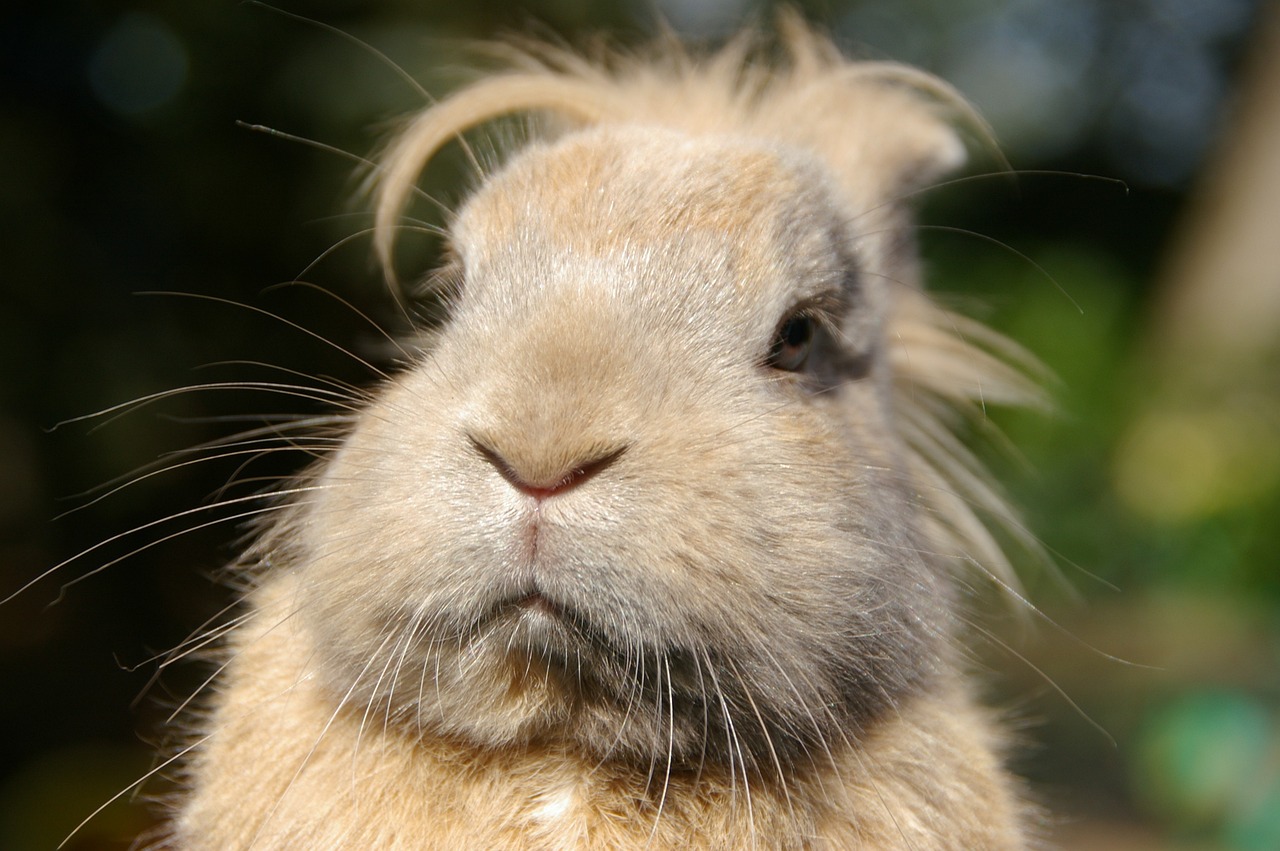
[1114,404,1280,523]
[1134,692,1275,840]
[88,13,188,116]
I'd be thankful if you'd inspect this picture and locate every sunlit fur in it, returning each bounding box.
[164,18,1040,850]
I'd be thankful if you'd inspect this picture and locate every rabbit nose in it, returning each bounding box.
[468,434,627,499]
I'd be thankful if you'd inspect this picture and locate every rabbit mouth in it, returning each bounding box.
[481,590,602,661]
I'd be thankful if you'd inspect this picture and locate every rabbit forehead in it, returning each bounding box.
[451,125,850,315]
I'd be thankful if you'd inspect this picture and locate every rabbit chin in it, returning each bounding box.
[341,591,839,776]
[391,603,708,765]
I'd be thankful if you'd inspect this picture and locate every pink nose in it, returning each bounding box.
[468,436,627,500]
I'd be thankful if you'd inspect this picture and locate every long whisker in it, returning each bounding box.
[913,223,1082,313]
[58,734,211,850]
[136,291,394,379]
[246,1,433,103]
[50,382,360,437]
[57,432,343,517]
[6,489,318,605]
[262,280,416,363]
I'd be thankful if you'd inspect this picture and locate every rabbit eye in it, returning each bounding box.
[768,313,815,372]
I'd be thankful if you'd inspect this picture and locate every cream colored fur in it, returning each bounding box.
[176,575,1022,849]
[162,18,1040,850]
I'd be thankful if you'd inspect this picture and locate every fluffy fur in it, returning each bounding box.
[165,19,1040,850]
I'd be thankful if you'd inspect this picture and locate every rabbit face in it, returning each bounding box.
[293,126,947,773]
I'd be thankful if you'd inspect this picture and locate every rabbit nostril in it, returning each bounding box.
[468,435,626,499]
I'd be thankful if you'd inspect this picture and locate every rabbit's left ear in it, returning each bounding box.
[765,62,980,209]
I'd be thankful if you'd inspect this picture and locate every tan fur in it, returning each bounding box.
[163,19,1040,850]
[176,575,1023,849]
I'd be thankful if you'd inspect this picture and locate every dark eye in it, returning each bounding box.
[768,313,815,372]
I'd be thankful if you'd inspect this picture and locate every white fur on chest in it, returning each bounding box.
[530,784,577,824]
[524,780,588,848]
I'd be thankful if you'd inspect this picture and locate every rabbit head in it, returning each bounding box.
[271,24,1038,777]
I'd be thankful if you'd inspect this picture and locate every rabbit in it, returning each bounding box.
[163,16,1043,851]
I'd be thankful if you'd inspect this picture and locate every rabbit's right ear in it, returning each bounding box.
[372,75,615,276]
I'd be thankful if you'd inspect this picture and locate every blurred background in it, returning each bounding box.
[1,1,1277,848]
